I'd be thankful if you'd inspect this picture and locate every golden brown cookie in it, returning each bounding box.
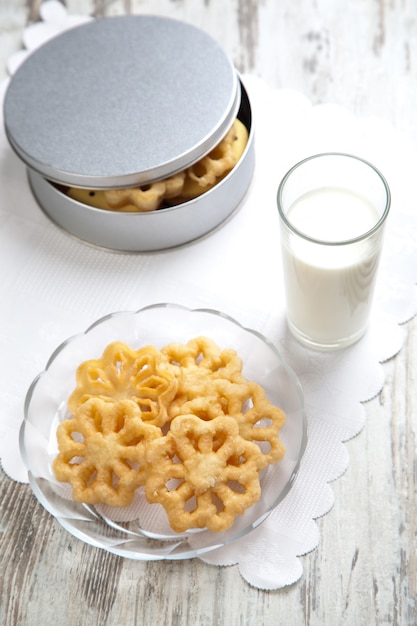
[67,187,139,212]
[104,171,186,212]
[177,118,249,201]
[67,341,178,429]
[145,413,265,532]
[53,398,161,507]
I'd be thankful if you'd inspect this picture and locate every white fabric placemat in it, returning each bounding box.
[1,1,416,589]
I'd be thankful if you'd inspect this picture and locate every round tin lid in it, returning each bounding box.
[4,15,240,189]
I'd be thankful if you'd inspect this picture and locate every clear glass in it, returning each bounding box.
[277,153,391,351]
[20,303,307,560]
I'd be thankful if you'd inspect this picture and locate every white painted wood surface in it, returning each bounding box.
[0,1,416,624]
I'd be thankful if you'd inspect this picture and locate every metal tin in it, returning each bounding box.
[27,82,253,251]
[4,15,254,251]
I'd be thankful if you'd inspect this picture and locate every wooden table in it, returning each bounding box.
[1,1,416,624]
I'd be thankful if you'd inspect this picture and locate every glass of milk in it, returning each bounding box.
[277,153,391,350]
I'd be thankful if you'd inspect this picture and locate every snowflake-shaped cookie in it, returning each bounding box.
[145,413,266,532]
[68,341,178,428]
[53,398,161,507]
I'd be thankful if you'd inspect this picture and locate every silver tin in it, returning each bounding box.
[27,82,253,251]
[4,15,254,251]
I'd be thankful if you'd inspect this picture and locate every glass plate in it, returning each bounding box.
[20,303,307,560]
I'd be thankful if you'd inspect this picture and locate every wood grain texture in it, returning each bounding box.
[0,1,416,625]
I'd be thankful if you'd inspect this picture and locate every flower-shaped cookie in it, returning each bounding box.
[104,171,186,212]
[168,376,286,466]
[162,336,243,405]
[162,335,242,375]
[53,398,161,507]
[68,341,178,428]
[145,413,265,532]
[180,119,248,198]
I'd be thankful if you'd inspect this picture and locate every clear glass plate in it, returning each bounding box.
[20,303,307,560]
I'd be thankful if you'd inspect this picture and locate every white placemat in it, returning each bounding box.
[1,1,416,589]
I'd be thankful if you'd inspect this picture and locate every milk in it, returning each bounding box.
[281,186,384,349]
